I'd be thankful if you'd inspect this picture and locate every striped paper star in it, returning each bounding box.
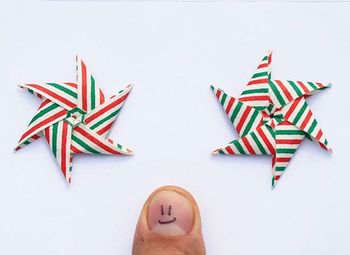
[15,56,133,184]
[211,51,331,188]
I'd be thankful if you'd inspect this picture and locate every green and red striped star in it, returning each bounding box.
[16,56,133,184]
[211,51,331,188]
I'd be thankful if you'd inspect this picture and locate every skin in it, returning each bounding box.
[132,186,206,255]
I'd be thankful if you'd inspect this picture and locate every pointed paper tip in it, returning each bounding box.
[125,84,134,92]
[64,176,72,186]
[271,176,279,190]
[212,149,220,155]
[327,83,332,88]
[126,148,134,155]
[210,85,215,91]
[76,54,85,66]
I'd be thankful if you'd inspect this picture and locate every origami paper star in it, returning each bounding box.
[15,56,133,183]
[211,51,331,188]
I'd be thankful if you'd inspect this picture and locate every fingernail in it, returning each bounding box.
[147,190,194,236]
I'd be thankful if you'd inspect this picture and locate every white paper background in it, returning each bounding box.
[1,1,349,254]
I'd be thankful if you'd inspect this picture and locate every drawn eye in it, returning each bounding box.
[168,205,172,216]
[161,205,164,215]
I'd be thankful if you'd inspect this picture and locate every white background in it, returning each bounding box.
[1,1,349,254]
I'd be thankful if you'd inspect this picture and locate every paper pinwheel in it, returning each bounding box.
[211,51,331,188]
[15,56,133,183]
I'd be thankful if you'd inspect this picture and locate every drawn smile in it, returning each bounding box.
[159,217,177,224]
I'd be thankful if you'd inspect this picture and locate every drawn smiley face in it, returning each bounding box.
[147,190,194,235]
[158,204,176,224]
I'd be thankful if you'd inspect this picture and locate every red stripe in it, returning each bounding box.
[268,53,272,65]
[75,126,121,155]
[236,107,251,134]
[100,89,105,104]
[26,84,76,108]
[44,127,50,144]
[85,93,129,124]
[39,99,51,109]
[242,136,255,154]
[61,122,68,177]
[225,97,235,114]
[71,145,81,154]
[278,120,291,126]
[284,98,301,120]
[64,82,77,89]
[225,146,235,154]
[258,63,268,69]
[257,127,275,154]
[276,139,301,145]
[297,81,309,93]
[276,157,290,162]
[216,89,221,99]
[319,143,327,151]
[19,110,66,143]
[97,122,113,136]
[316,82,324,88]
[240,95,270,102]
[274,175,281,180]
[299,110,312,130]
[316,129,323,140]
[81,61,88,111]
[275,80,293,102]
[247,78,268,86]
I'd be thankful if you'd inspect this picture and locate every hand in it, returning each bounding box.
[132,186,206,255]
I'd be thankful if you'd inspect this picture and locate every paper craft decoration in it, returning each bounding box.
[15,56,133,183]
[211,51,331,188]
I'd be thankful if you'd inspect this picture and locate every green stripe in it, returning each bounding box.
[266,126,275,139]
[241,88,268,95]
[72,135,100,153]
[307,119,317,135]
[233,140,245,154]
[293,102,308,124]
[90,76,96,110]
[288,81,303,97]
[269,80,285,106]
[29,103,60,125]
[218,150,225,155]
[46,83,77,98]
[262,56,268,61]
[90,109,121,130]
[230,101,242,123]
[251,132,267,154]
[52,123,58,157]
[324,139,328,145]
[242,110,259,136]
[252,72,268,79]
[276,148,296,154]
[275,166,285,172]
[220,93,227,105]
[276,130,304,135]
[307,82,318,90]
[117,144,122,149]
[254,106,266,111]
